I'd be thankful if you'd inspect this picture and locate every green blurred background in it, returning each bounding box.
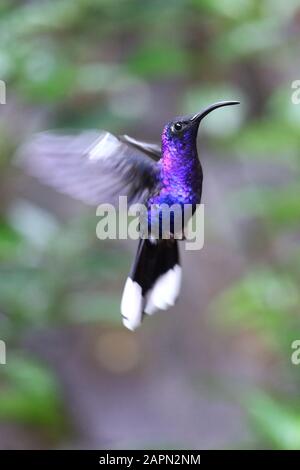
[0,0,300,449]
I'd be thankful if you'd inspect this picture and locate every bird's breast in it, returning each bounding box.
[145,188,201,239]
[144,149,202,238]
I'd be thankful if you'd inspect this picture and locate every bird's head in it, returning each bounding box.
[162,100,240,153]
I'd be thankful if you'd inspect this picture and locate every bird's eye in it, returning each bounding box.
[174,122,182,131]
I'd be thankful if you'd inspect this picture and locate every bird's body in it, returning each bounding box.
[147,119,203,237]
[19,100,239,330]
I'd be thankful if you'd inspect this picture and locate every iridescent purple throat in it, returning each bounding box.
[150,126,202,207]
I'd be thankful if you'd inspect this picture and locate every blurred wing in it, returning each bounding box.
[17,130,160,206]
[120,134,161,160]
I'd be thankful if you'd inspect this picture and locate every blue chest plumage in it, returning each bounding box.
[146,129,203,237]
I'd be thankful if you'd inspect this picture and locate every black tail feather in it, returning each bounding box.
[121,239,181,330]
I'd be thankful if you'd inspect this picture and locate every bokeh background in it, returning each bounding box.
[0,0,300,450]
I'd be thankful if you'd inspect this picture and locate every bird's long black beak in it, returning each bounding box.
[190,100,240,124]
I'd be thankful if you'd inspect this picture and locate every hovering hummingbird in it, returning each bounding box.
[19,100,239,330]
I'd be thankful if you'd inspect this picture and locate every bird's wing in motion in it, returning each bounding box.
[17,130,161,206]
[120,134,161,160]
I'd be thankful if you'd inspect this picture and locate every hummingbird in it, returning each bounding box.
[19,100,239,330]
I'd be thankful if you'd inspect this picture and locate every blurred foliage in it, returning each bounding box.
[0,203,130,338]
[0,354,64,435]
[0,0,299,449]
[0,200,130,438]
[246,391,300,450]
